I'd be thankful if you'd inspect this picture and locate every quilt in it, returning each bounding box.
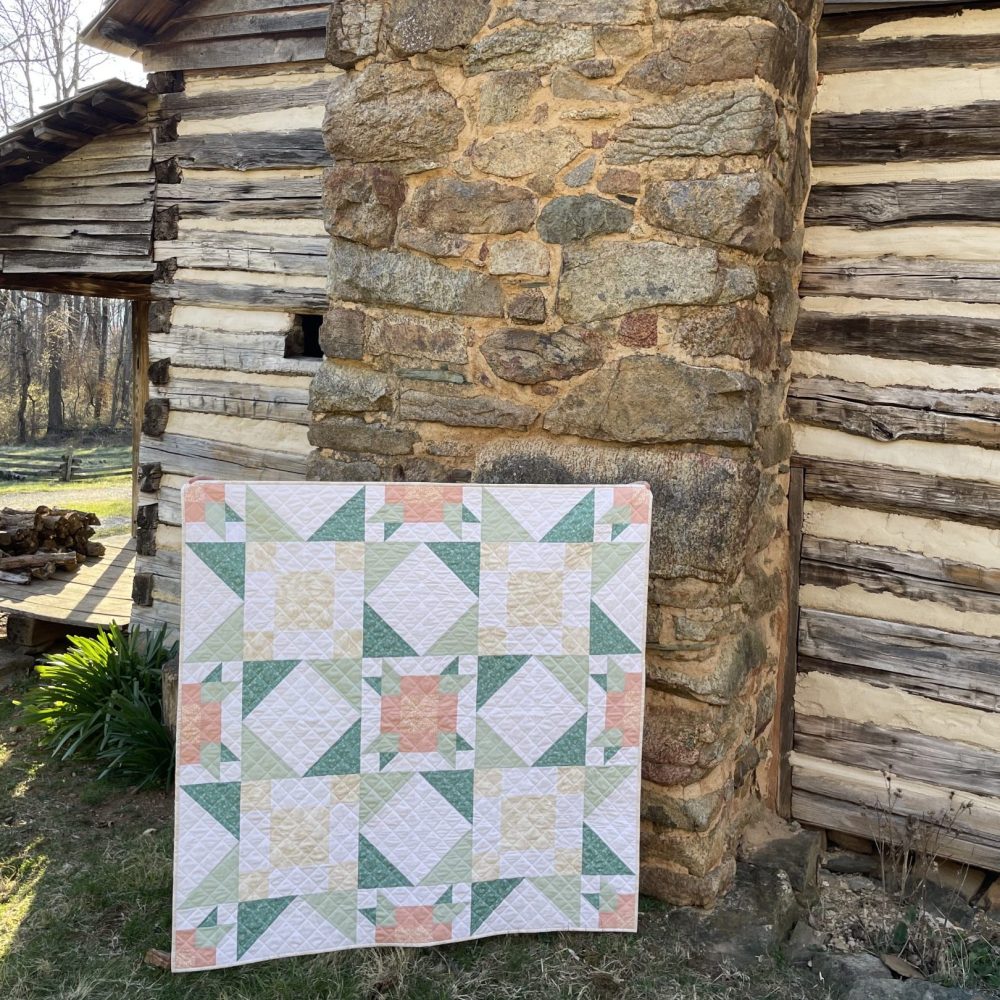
[173,481,652,971]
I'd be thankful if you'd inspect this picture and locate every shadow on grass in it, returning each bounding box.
[0,686,830,1000]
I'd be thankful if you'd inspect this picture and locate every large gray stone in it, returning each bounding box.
[623,19,790,96]
[399,389,538,429]
[479,70,541,125]
[641,174,776,253]
[673,302,775,365]
[471,128,583,178]
[537,194,633,244]
[327,0,384,68]
[400,177,537,235]
[366,313,469,365]
[486,240,551,276]
[544,355,759,445]
[480,328,603,383]
[309,362,391,414]
[324,163,405,248]
[325,63,465,173]
[308,453,381,481]
[551,67,636,104]
[309,418,417,455]
[330,239,504,317]
[320,307,366,360]
[667,864,801,972]
[465,26,594,74]
[386,0,490,54]
[557,242,756,323]
[494,0,650,24]
[474,439,761,582]
[606,86,778,163]
[844,983,986,1000]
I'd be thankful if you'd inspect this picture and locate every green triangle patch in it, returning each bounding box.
[585,767,632,815]
[363,604,417,658]
[305,720,361,777]
[582,824,633,876]
[471,879,522,933]
[360,773,411,824]
[240,728,296,780]
[590,602,640,655]
[310,489,366,541]
[246,490,299,542]
[421,770,474,823]
[237,896,294,958]
[476,655,529,709]
[428,605,479,656]
[534,715,587,767]
[423,831,473,885]
[183,782,241,839]
[203,664,223,684]
[427,542,480,595]
[190,605,244,663]
[242,660,299,717]
[481,491,532,542]
[541,490,594,543]
[532,876,581,923]
[359,835,412,888]
[462,505,480,523]
[182,846,238,909]
[304,891,358,941]
[220,743,239,763]
[224,504,243,523]
[474,719,524,768]
[591,543,642,593]
[189,542,245,599]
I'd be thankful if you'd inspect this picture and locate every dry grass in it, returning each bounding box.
[0,683,831,1000]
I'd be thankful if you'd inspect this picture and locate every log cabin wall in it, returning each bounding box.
[126,0,335,631]
[0,83,155,297]
[790,2,1000,870]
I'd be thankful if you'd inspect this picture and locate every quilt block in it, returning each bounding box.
[173,482,652,971]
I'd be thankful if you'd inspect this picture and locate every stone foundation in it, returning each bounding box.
[315,0,821,905]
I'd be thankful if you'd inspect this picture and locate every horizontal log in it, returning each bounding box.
[800,255,1000,303]
[791,787,1000,871]
[793,310,1000,368]
[151,276,326,311]
[820,32,1000,75]
[795,455,1000,529]
[789,376,1000,450]
[154,130,327,170]
[150,328,321,374]
[0,570,30,585]
[143,33,326,72]
[792,755,1000,870]
[155,374,310,424]
[159,76,329,119]
[807,180,1000,227]
[798,607,1000,712]
[155,232,328,275]
[818,2,1000,40]
[157,177,321,220]
[812,103,1000,165]
[795,714,1000,799]
[803,535,1000,597]
[802,547,1000,617]
[159,7,327,45]
[0,551,79,570]
[140,431,309,481]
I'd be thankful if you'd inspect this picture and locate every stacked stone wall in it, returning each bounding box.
[316,0,821,905]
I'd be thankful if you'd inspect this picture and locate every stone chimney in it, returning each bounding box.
[315,0,821,905]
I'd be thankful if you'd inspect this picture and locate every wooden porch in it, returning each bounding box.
[0,533,135,629]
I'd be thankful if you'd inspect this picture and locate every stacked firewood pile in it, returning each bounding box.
[0,507,106,585]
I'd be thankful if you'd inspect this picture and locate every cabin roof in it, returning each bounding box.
[81,0,189,58]
[0,78,151,186]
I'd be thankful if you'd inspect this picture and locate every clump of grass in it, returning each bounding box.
[18,623,176,789]
[867,773,1000,989]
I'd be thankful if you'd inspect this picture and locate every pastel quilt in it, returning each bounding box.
[173,482,651,971]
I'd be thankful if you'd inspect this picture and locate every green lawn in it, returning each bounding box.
[0,438,133,536]
[0,685,830,1000]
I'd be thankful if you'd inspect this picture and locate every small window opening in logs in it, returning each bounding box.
[285,314,324,360]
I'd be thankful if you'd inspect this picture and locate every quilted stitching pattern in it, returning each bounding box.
[173,482,652,971]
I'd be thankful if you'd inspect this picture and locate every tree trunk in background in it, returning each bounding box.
[93,298,108,423]
[15,319,30,443]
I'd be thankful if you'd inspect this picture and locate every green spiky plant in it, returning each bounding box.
[20,623,177,788]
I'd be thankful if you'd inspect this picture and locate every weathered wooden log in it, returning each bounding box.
[0,551,78,571]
